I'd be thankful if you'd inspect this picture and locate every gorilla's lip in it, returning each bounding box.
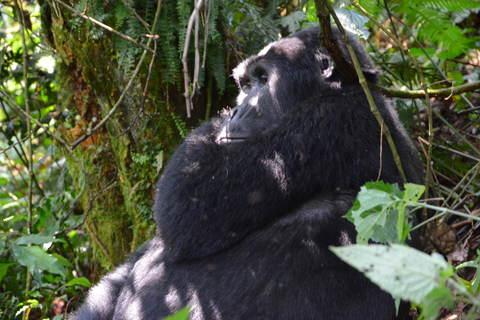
[215,136,248,145]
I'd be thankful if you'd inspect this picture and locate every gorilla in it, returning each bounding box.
[70,27,423,320]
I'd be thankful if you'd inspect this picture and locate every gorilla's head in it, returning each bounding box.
[216,27,378,145]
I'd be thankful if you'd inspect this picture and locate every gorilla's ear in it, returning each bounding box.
[318,52,380,83]
[318,55,335,79]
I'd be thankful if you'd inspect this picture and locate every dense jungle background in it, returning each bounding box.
[1,0,480,319]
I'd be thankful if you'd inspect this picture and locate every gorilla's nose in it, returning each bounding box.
[215,106,246,145]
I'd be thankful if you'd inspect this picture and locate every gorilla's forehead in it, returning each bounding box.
[267,37,308,60]
[233,37,308,81]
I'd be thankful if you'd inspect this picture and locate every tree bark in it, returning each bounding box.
[40,0,183,268]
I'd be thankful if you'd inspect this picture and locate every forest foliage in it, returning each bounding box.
[1,0,480,319]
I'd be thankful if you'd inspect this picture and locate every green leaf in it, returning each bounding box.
[409,48,436,56]
[12,245,66,276]
[456,253,480,294]
[330,244,450,304]
[447,71,465,85]
[279,11,306,34]
[347,182,424,244]
[163,307,190,320]
[0,263,17,282]
[52,253,74,267]
[346,184,397,244]
[58,277,92,291]
[335,7,370,39]
[14,234,64,246]
[420,283,454,320]
[403,183,425,202]
[393,4,472,56]
[437,51,461,60]
[15,299,39,317]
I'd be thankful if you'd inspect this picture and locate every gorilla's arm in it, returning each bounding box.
[68,243,152,320]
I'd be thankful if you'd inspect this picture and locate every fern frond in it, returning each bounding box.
[399,0,480,11]
[157,1,180,84]
[357,0,384,20]
[177,0,194,55]
[143,0,156,24]
[114,1,130,30]
[206,39,226,94]
[391,4,473,56]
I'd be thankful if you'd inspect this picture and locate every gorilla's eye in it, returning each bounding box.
[260,75,268,85]
[242,82,252,93]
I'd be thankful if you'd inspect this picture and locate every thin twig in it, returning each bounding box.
[119,0,150,33]
[14,0,33,236]
[432,108,480,157]
[434,144,480,162]
[51,0,154,54]
[0,128,34,155]
[371,81,480,99]
[451,164,480,209]
[84,221,115,268]
[182,0,204,118]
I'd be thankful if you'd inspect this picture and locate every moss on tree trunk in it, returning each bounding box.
[41,0,182,269]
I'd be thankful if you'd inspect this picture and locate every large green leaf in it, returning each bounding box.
[12,245,66,276]
[0,263,17,282]
[58,277,92,290]
[330,244,451,304]
[14,234,63,246]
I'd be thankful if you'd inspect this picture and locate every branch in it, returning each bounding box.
[182,0,204,118]
[119,0,150,33]
[318,0,408,183]
[314,0,357,84]
[51,0,154,54]
[371,81,480,99]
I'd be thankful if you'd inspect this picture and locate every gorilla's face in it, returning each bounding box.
[215,51,279,145]
[215,28,381,146]
[215,63,276,144]
[216,34,335,145]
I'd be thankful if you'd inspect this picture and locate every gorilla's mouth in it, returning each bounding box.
[215,122,249,144]
[215,136,248,145]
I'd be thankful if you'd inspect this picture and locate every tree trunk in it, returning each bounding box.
[40,0,184,269]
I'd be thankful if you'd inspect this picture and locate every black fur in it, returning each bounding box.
[70,27,423,320]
